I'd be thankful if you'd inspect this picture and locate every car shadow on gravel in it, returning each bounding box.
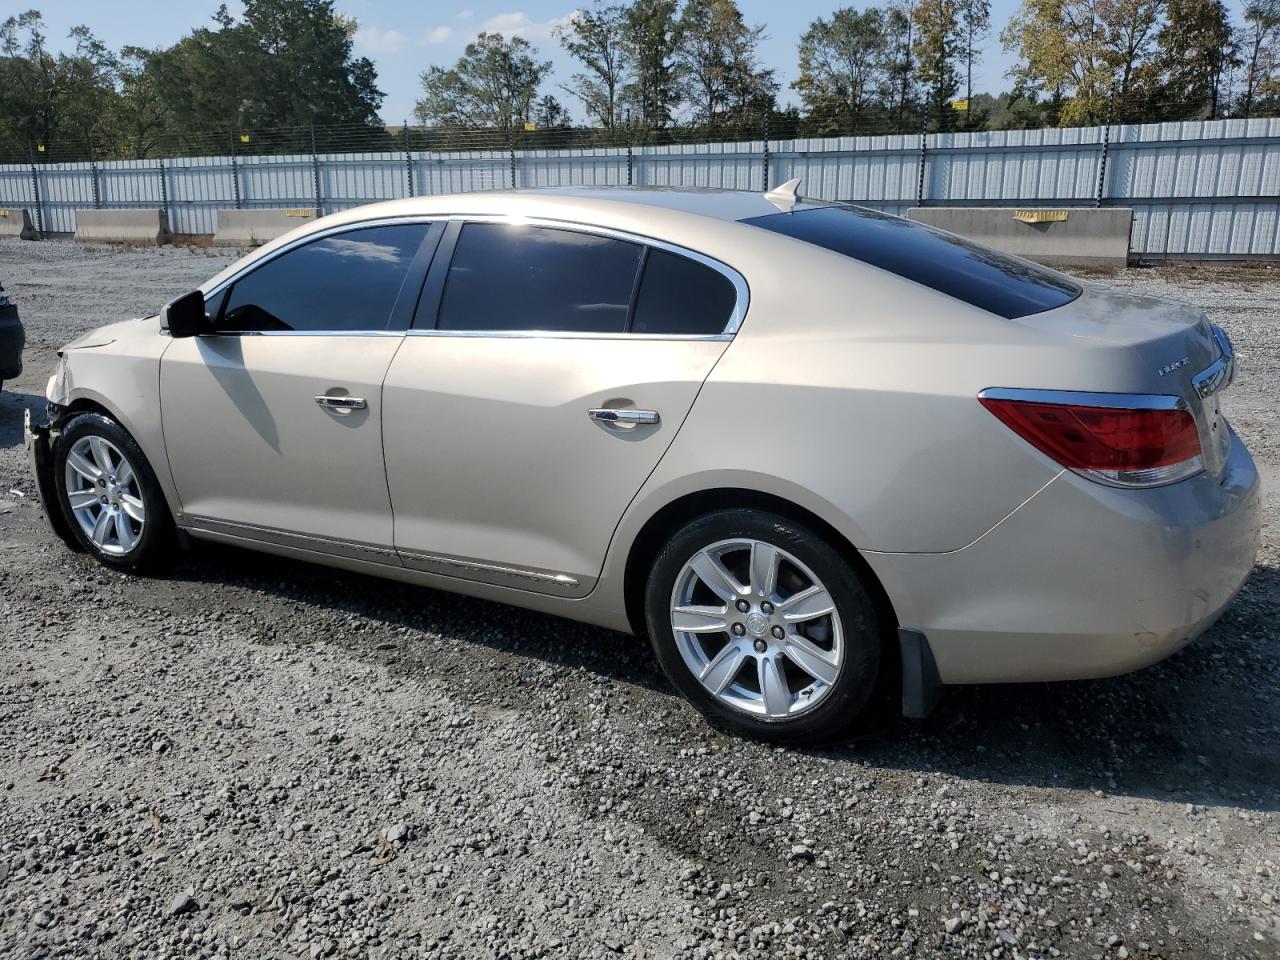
[0,390,42,448]
[851,562,1280,814]
[162,541,1280,814]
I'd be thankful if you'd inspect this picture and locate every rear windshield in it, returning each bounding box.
[742,205,1080,319]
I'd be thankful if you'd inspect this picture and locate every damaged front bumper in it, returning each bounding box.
[24,406,80,550]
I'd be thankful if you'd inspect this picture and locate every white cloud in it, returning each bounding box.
[354,25,409,55]
[422,25,453,44]
[455,9,474,19]
[479,10,578,41]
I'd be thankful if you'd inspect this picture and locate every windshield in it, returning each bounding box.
[742,205,1080,320]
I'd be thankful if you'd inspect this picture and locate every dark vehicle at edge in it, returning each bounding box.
[0,281,23,389]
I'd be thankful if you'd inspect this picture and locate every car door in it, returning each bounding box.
[382,218,746,596]
[160,221,439,560]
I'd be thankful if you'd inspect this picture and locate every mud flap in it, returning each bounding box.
[899,628,943,718]
[24,408,81,551]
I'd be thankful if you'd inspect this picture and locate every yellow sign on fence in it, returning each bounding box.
[239,134,250,143]
[950,99,969,111]
[1012,209,1070,223]
[284,208,314,218]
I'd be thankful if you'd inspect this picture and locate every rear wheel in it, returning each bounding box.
[644,508,882,744]
[52,413,174,572]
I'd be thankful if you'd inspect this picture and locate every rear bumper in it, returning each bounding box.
[0,306,22,380]
[866,426,1261,685]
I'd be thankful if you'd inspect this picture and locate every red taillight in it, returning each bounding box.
[979,394,1203,485]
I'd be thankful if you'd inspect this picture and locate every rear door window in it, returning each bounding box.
[742,205,1079,319]
[436,223,643,333]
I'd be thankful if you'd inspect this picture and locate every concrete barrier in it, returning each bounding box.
[74,209,171,245]
[214,208,317,246]
[906,207,1133,268]
[0,208,37,240]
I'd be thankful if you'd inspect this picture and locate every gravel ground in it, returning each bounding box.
[0,239,1277,960]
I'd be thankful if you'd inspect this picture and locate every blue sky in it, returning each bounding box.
[25,0,1249,123]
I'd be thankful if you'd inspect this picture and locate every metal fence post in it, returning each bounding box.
[29,145,44,236]
[230,131,242,210]
[403,121,414,198]
[89,134,101,210]
[624,110,634,186]
[311,125,323,217]
[158,159,169,228]
[761,114,771,192]
[509,132,517,189]
[1095,112,1112,208]
[916,126,928,206]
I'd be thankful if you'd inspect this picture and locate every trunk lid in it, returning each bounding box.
[1017,282,1235,477]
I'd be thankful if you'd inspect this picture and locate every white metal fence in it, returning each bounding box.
[3,116,1279,259]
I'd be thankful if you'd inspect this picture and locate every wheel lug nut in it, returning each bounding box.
[731,623,746,636]
[761,601,774,614]
[771,625,785,639]
[735,599,749,613]
[753,639,767,653]
[99,496,108,504]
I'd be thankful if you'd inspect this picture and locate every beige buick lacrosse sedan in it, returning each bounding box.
[26,184,1260,742]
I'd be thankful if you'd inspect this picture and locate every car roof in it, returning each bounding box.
[200,186,831,294]
[507,186,832,222]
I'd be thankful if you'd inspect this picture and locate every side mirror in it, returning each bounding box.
[162,289,207,339]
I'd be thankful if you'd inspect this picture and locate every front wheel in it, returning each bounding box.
[644,508,883,744]
[52,412,174,572]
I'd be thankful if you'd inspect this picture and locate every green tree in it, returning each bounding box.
[676,0,777,127]
[885,0,919,127]
[794,7,891,134]
[1002,0,1167,125]
[112,45,172,158]
[913,0,962,129]
[959,0,991,111]
[1239,0,1280,115]
[131,1,384,152]
[1156,0,1238,117]
[415,32,552,131]
[556,3,628,130]
[0,10,120,159]
[234,0,382,130]
[622,0,683,128]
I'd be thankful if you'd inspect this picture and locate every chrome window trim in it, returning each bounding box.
[977,387,1188,411]
[203,212,750,339]
[406,329,732,342]
[200,329,407,338]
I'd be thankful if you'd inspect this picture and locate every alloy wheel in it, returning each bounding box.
[670,538,844,720]
[63,435,146,555]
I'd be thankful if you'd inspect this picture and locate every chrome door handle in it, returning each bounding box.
[315,395,367,411]
[588,407,660,429]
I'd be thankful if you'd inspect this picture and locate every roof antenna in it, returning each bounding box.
[763,178,802,213]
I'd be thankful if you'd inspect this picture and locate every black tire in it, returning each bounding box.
[52,412,175,573]
[644,508,883,744]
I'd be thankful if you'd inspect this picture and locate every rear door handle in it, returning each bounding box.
[588,408,660,429]
[315,395,367,411]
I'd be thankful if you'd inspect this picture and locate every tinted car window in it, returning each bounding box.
[437,223,643,333]
[219,224,427,332]
[742,205,1079,319]
[632,249,737,335]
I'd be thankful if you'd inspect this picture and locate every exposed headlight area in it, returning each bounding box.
[978,388,1205,488]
